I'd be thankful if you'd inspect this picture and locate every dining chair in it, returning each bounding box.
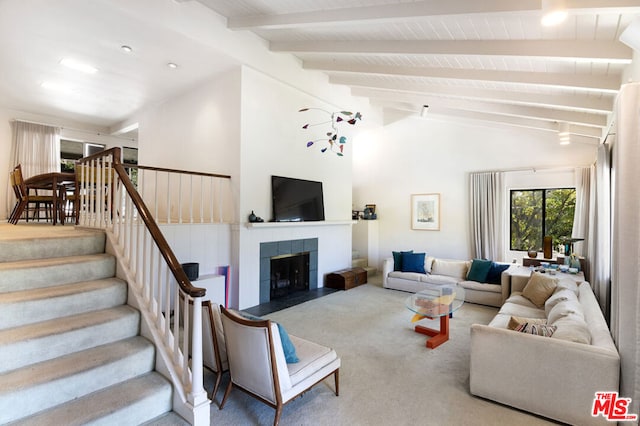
[9,165,55,224]
[74,164,116,224]
[219,307,340,426]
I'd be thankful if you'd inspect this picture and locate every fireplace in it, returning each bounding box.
[270,252,309,300]
[259,238,318,304]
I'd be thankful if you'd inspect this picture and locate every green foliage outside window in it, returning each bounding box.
[510,188,576,252]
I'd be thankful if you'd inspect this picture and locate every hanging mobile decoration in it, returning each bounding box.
[299,108,362,156]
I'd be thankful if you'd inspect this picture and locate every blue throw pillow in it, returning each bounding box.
[486,262,510,284]
[238,311,299,363]
[467,259,493,282]
[401,252,426,274]
[276,323,299,363]
[392,250,413,271]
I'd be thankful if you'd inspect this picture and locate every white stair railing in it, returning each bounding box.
[124,165,233,225]
[76,148,211,425]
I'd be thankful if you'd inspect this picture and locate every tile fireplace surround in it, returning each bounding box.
[259,238,318,304]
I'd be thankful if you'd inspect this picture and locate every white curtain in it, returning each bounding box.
[469,171,504,261]
[571,166,593,269]
[610,82,640,417]
[10,121,61,177]
[592,143,611,321]
[6,121,60,216]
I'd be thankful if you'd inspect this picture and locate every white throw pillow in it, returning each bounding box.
[545,288,579,317]
[555,277,580,296]
[547,300,585,324]
[424,256,435,274]
[551,317,592,345]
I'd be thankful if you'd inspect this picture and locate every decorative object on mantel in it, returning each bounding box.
[181,262,199,281]
[299,108,362,156]
[527,249,538,258]
[248,211,264,223]
[363,204,377,220]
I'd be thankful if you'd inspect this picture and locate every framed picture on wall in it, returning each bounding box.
[411,193,440,230]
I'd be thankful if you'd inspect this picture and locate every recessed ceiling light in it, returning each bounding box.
[41,81,71,92]
[121,45,132,53]
[541,0,568,26]
[167,62,178,69]
[60,58,98,74]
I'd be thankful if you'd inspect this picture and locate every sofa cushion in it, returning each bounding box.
[392,250,413,271]
[388,271,427,281]
[431,259,470,280]
[522,272,558,308]
[555,277,580,296]
[547,300,585,324]
[459,280,501,294]
[507,316,547,330]
[504,292,540,308]
[420,274,459,285]
[467,259,493,282]
[498,301,547,319]
[544,288,579,317]
[287,335,338,386]
[550,317,592,345]
[486,262,510,284]
[401,252,426,273]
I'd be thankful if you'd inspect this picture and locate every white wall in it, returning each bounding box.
[0,107,137,220]
[233,67,356,309]
[352,113,597,270]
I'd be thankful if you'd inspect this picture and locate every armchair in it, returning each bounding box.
[219,307,340,426]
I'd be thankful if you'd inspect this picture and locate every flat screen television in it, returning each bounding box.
[271,175,325,222]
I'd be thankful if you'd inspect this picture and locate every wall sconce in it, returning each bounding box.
[558,121,571,145]
[541,0,568,26]
[420,105,430,118]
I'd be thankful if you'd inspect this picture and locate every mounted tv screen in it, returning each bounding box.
[271,175,325,222]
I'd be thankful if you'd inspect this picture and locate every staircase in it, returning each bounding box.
[0,226,183,425]
[351,250,377,277]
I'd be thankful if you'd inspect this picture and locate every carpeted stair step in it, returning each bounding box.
[0,230,105,262]
[352,257,368,268]
[0,253,116,292]
[13,372,173,426]
[0,306,140,374]
[0,336,156,424]
[364,266,378,276]
[0,278,127,330]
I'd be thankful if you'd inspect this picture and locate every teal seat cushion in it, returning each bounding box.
[467,259,493,282]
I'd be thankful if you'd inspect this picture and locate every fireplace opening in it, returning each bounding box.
[270,252,310,300]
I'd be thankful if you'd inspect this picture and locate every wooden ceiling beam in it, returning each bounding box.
[272,40,632,63]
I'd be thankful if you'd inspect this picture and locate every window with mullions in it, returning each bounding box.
[510,188,576,252]
[60,140,106,172]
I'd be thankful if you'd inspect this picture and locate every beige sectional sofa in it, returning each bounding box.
[470,272,620,425]
[382,256,512,308]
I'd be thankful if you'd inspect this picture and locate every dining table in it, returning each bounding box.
[24,172,75,225]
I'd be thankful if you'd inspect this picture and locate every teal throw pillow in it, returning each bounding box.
[238,311,299,363]
[486,262,510,284]
[392,250,413,271]
[467,259,493,283]
[401,252,426,274]
[276,323,299,363]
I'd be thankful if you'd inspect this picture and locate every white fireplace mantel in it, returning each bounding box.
[244,220,355,229]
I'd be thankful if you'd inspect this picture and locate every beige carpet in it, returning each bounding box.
[206,277,559,426]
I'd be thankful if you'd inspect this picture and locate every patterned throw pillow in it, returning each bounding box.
[507,316,547,330]
[515,322,557,337]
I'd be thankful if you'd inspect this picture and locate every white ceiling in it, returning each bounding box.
[1,0,639,143]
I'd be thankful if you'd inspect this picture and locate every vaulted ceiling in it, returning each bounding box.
[1,0,638,144]
[197,0,640,144]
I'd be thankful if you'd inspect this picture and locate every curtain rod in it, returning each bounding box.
[472,164,592,174]
[11,118,137,142]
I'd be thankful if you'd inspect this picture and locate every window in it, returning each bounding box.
[510,188,576,251]
[60,139,106,172]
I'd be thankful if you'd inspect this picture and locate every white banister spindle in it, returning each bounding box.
[189,175,193,224]
[166,173,171,224]
[189,297,207,406]
[178,175,183,224]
